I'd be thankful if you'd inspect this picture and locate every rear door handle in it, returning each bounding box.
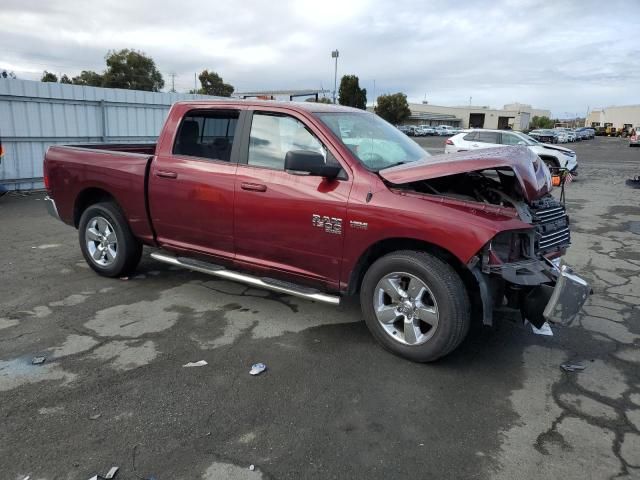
[156,170,178,179]
[241,182,267,192]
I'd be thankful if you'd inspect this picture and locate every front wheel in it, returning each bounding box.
[360,250,470,362]
[78,202,142,277]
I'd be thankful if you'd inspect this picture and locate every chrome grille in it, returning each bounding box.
[529,195,571,255]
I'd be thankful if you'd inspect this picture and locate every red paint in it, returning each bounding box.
[44,100,553,293]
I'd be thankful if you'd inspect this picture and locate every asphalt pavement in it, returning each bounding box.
[1,136,639,479]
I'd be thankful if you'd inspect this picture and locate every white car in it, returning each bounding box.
[434,125,456,136]
[445,129,578,174]
[415,125,435,136]
[554,130,569,143]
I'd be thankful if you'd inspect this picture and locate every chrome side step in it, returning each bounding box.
[150,252,341,305]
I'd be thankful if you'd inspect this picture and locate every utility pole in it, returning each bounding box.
[194,72,198,93]
[373,79,376,109]
[331,49,339,104]
[169,72,176,93]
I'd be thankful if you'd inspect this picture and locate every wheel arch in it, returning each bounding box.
[73,187,120,228]
[346,237,478,300]
[538,154,560,169]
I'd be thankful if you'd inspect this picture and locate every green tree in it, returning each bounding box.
[530,115,554,129]
[60,74,72,84]
[338,75,367,109]
[375,93,411,125]
[72,70,104,87]
[101,49,164,92]
[41,71,58,82]
[194,70,234,96]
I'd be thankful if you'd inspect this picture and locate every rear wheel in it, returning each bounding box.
[78,202,142,277]
[360,250,470,362]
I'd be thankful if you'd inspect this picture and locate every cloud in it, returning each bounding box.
[0,0,636,115]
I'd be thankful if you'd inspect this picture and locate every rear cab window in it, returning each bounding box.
[173,110,239,162]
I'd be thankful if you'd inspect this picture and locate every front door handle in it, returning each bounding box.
[241,182,267,192]
[156,170,178,179]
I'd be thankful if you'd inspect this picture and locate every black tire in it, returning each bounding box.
[360,250,470,362]
[78,202,142,277]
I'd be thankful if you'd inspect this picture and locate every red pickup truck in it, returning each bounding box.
[43,100,589,361]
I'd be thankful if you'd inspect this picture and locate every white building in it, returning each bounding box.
[401,102,549,131]
[586,105,640,131]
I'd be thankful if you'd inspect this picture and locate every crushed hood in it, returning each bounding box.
[379,146,551,202]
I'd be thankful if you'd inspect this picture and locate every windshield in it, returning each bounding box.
[316,112,430,171]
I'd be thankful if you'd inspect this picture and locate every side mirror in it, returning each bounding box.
[285,150,341,178]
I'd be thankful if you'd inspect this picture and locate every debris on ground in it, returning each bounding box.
[249,363,267,376]
[183,360,208,367]
[249,464,255,471]
[89,413,102,420]
[561,363,586,372]
[528,321,553,336]
[31,356,46,365]
[104,466,119,479]
[626,176,640,189]
[119,277,129,281]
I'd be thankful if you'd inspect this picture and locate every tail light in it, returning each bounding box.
[43,173,50,190]
[445,139,453,145]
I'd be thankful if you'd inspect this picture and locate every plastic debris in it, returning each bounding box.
[183,360,208,367]
[32,356,46,365]
[120,276,129,281]
[104,466,119,479]
[249,363,267,376]
[529,321,553,336]
[249,465,255,471]
[561,363,586,372]
[89,413,102,420]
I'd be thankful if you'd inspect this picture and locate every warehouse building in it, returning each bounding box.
[586,105,640,131]
[402,102,551,131]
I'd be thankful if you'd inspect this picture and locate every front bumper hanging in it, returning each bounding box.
[542,262,590,325]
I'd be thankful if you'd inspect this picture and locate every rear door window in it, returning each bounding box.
[463,132,477,141]
[173,110,239,162]
[476,132,500,144]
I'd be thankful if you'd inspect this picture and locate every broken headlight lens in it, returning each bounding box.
[488,230,533,264]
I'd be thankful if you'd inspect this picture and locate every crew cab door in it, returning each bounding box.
[148,107,242,263]
[233,110,352,290]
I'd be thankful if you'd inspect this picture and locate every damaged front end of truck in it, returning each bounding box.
[380,146,590,328]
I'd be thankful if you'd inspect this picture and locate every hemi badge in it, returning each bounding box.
[350,220,368,230]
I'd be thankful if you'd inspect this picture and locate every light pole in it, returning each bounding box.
[331,49,339,104]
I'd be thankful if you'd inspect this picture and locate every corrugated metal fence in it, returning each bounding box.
[0,78,213,190]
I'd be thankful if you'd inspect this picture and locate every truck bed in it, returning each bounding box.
[44,143,156,242]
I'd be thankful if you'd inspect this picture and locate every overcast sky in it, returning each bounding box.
[1,0,637,116]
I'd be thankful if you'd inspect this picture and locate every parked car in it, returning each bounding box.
[554,128,576,142]
[528,129,558,144]
[43,100,589,362]
[415,126,436,136]
[575,127,594,140]
[445,129,578,173]
[434,125,456,136]
[397,125,413,135]
[553,130,569,143]
[630,128,640,147]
